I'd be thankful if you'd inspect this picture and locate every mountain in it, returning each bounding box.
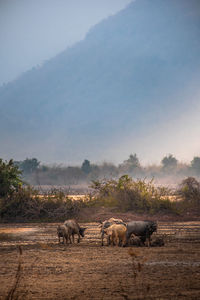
[0,0,200,163]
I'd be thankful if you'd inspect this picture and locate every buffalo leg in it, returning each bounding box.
[69,235,72,244]
[72,234,75,243]
[101,232,104,246]
[77,233,80,243]
[107,235,111,246]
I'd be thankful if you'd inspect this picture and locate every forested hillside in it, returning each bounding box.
[0,0,200,162]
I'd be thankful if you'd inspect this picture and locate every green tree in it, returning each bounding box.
[126,154,140,166]
[178,177,200,204]
[161,154,177,170]
[19,158,40,174]
[191,156,200,175]
[81,159,91,174]
[0,159,22,197]
[120,154,140,173]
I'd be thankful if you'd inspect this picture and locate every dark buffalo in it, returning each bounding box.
[64,219,86,243]
[126,221,157,247]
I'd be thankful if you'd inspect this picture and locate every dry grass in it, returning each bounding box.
[128,248,151,299]
[0,222,200,299]
[5,246,23,300]
[0,233,24,241]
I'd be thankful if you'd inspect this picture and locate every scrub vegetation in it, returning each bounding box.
[1,158,200,222]
[0,159,83,222]
[89,175,174,214]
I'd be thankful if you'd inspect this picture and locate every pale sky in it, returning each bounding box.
[0,0,132,85]
[0,0,199,166]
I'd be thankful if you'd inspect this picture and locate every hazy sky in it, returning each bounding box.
[0,0,199,166]
[110,91,200,166]
[0,0,132,85]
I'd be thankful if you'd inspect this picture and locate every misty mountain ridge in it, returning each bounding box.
[0,0,200,163]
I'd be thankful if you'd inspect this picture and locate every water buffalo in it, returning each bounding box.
[99,217,126,246]
[64,219,86,243]
[129,234,144,247]
[151,237,165,247]
[104,224,127,247]
[57,224,72,244]
[126,221,157,247]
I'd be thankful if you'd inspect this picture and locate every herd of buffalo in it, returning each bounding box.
[57,217,163,247]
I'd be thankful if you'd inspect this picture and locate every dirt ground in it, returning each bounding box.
[0,221,200,300]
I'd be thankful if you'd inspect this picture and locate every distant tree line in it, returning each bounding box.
[12,154,200,187]
[1,158,200,221]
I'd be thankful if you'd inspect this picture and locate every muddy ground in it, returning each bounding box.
[0,221,200,300]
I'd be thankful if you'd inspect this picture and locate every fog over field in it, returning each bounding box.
[0,0,200,165]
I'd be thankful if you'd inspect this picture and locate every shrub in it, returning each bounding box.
[0,159,22,198]
[177,177,200,205]
[89,175,175,214]
[0,187,84,222]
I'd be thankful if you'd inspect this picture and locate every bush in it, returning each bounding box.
[0,159,22,198]
[177,177,200,205]
[0,187,84,222]
[89,175,175,214]
[0,158,85,222]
